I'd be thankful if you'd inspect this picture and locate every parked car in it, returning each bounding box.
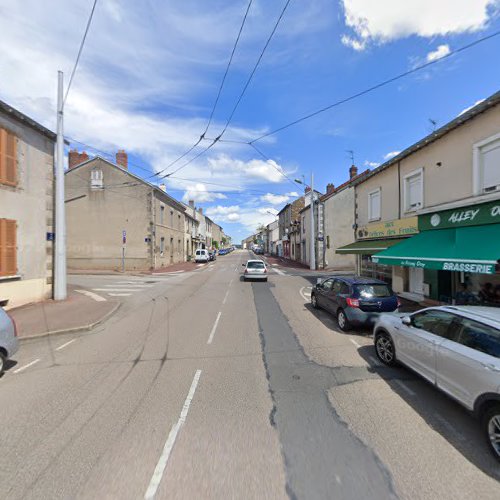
[311,276,399,331]
[194,249,209,263]
[208,250,216,261]
[242,259,268,281]
[0,308,19,376]
[373,306,500,461]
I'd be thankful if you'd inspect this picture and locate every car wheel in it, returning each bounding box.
[311,293,319,309]
[482,404,500,461]
[375,332,396,366]
[337,309,351,332]
[0,351,6,376]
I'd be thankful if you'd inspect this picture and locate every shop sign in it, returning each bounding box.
[357,217,418,240]
[420,200,500,230]
[372,256,496,274]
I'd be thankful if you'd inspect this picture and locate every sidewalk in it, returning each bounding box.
[264,255,310,270]
[69,260,201,276]
[9,285,120,340]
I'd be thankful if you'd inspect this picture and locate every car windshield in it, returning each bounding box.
[247,261,265,269]
[354,284,392,298]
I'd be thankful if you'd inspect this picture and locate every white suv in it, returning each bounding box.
[373,306,500,460]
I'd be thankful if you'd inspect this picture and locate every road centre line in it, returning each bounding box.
[56,339,76,351]
[349,338,361,348]
[394,379,416,397]
[13,358,40,374]
[144,369,202,500]
[108,293,132,297]
[222,290,230,305]
[207,312,222,344]
[75,289,107,302]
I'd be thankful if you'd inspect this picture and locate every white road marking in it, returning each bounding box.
[153,270,185,275]
[144,370,202,500]
[197,264,203,267]
[93,288,143,292]
[56,339,76,351]
[13,358,40,374]
[369,355,381,366]
[207,311,222,344]
[104,284,153,289]
[75,289,107,302]
[299,286,312,302]
[394,380,416,397]
[349,338,361,348]
[222,289,230,305]
[274,268,286,276]
[108,293,132,297]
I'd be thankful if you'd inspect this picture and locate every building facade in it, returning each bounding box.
[0,100,55,308]
[65,155,186,271]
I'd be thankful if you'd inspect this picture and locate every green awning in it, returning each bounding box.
[372,224,500,274]
[336,238,407,255]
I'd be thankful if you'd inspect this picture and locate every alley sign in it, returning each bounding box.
[420,200,500,230]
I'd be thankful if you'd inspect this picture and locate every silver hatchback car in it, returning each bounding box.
[373,306,500,460]
[242,259,268,281]
[0,307,19,376]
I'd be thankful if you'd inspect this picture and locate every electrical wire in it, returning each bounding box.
[248,29,500,143]
[249,143,298,188]
[64,0,99,106]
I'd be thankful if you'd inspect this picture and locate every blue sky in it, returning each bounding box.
[1,0,499,241]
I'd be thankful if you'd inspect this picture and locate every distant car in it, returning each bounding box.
[373,305,500,461]
[208,251,216,261]
[253,246,264,255]
[311,276,399,331]
[0,308,19,376]
[242,259,268,281]
[194,249,209,263]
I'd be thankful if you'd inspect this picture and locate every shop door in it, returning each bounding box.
[409,267,424,295]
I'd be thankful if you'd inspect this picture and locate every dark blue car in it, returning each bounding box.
[311,276,400,331]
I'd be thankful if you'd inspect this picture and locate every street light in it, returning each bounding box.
[294,173,315,270]
[266,210,278,219]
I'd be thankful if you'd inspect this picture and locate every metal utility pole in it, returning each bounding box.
[54,71,67,300]
[310,171,316,271]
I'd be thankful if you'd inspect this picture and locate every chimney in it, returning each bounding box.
[304,186,311,193]
[159,184,166,192]
[68,149,89,169]
[326,183,335,194]
[189,200,195,208]
[198,207,203,214]
[349,165,358,179]
[116,149,128,169]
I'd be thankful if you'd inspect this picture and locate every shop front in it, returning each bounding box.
[336,217,419,287]
[372,200,500,306]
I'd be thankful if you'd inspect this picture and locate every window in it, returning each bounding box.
[411,310,456,339]
[160,237,165,256]
[326,235,330,249]
[321,279,334,291]
[0,219,17,276]
[90,169,103,189]
[160,205,165,224]
[475,135,500,193]
[0,128,17,186]
[457,318,500,358]
[170,210,173,227]
[178,214,181,230]
[332,280,342,294]
[404,169,423,212]
[368,189,381,221]
[354,284,392,298]
[340,282,350,295]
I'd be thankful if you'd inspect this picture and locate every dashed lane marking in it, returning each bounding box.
[13,359,40,374]
[75,290,107,302]
[349,338,361,348]
[207,312,222,345]
[144,370,202,500]
[56,339,76,351]
[108,293,132,297]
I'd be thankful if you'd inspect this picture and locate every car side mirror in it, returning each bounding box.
[402,316,412,326]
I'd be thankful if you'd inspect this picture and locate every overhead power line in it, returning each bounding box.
[249,143,298,188]
[248,29,500,143]
[64,0,99,106]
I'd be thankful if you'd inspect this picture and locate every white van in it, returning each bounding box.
[195,249,209,263]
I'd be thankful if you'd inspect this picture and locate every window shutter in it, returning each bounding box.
[370,191,380,219]
[482,141,500,191]
[0,219,17,276]
[0,129,17,186]
[407,174,422,209]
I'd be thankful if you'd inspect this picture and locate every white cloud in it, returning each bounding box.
[383,151,400,160]
[426,44,451,62]
[340,0,498,49]
[364,160,380,168]
[458,98,486,116]
[260,193,290,205]
[182,183,226,203]
[227,213,241,221]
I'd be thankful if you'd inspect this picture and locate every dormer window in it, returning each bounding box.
[90,169,103,189]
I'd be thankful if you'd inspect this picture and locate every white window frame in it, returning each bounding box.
[403,168,424,213]
[473,132,500,195]
[368,188,381,221]
[90,169,103,189]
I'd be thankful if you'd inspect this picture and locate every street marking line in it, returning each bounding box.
[13,358,40,374]
[394,380,416,397]
[144,369,202,500]
[75,289,107,302]
[56,339,76,351]
[92,288,142,292]
[349,338,361,348]
[299,286,312,302]
[108,293,132,297]
[274,268,286,276]
[104,284,154,288]
[222,289,230,305]
[207,312,222,344]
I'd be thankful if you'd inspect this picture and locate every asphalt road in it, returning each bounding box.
[1,250,499,499]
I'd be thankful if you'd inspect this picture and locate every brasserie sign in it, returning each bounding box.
[420,200,500,230]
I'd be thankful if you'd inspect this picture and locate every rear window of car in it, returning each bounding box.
[354,284,392,298]
[247,261,265,269]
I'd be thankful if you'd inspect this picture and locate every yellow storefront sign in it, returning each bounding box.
[357,217,418,240]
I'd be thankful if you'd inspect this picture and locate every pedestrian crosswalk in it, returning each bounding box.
[89,275,181,297]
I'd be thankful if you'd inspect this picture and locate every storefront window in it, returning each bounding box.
[454,272,500,307]
[361,255,392,286]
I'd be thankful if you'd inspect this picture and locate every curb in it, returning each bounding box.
[18,302,122,342]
